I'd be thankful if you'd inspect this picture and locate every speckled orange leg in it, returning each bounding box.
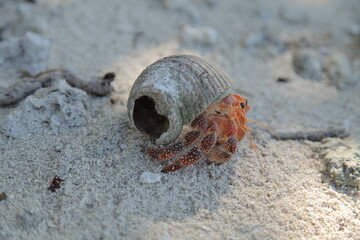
[183,131,201,146]
[154,119,217,172]
[199,121,218,153]
[161,146,203,172]
[191,113,208,130]
[146,142,184,160]
[147,113,208,161]
[199,133,216,153]
[146,130,202,161]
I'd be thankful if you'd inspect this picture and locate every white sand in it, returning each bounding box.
[0,0,360,239]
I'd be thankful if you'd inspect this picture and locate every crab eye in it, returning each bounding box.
[245,98,248,105]
[240,102,245,109]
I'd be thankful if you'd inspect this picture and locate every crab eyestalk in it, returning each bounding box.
[127,55,232,145]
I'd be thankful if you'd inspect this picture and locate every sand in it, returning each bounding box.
[0,0,360,239]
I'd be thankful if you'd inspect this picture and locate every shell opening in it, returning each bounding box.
[133,96,169,138]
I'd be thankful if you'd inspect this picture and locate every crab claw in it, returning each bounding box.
[207,146,232,164]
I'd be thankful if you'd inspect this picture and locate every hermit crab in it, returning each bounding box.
[127,55,260,172]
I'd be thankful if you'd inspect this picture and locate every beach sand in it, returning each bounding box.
[0,0,359,239]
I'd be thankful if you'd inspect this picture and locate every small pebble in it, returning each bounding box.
[120,143,127,150]
[292,49,323,81]
[0,192,7,201]
[347,25,360,37]
[139,172,162,184]
[110,95,121,104]
[53,143,64,152]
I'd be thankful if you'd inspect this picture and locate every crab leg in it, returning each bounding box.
[190,113,208,130]
[183,131,201,146]
[207,121,238,164]
[161,146,203,172]
[147,113,209,161]
[146,129,202,160]
[199,133,216,153]
[225,136,237,154]
[199,121,218,153]
[146,142,184,160]
[207,146,232,164]
[159,121,218,172]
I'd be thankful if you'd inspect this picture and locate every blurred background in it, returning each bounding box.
[0,1,360,239]
[1,0,359,135]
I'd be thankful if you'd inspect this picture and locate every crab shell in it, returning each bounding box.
[127,55,232,145]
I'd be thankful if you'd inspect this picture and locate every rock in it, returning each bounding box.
[347,24,360,37]
[180,25,218,45]
[120,143,127,150]
[244,29,289,56]
[322,53,358,88]
[139,172,162,184]
[292,49,323,81]
[0,38,22,64]
[160,0,189,10]
[53,143,64,152]
[0,31,51,76]
[315,138,360,189]
[279,6,308,25]
[1,80,88,138]
[160,0,199,23]
[245,31,271,50]
[0,2,47,40]
[204,0,218,8]
[292,48,359,87]
[254,5,274,21]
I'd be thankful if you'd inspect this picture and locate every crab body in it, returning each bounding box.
[147,94,252,172]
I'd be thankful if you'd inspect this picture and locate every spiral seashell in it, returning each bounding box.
[127,55,232,145]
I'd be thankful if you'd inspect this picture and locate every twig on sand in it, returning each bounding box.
[48,175,64,193]
[273,127,349,141]
[0,69,115,106]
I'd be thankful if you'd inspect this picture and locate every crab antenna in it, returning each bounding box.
[246,119,280,140]
[237,124,264,171]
